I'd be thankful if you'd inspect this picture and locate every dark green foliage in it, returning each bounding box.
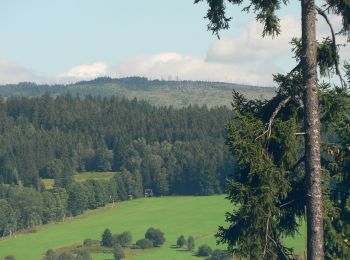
[113,244,125,260]
[67,183,89,216]
[135,238,154,249]
[145,227,165,247]
[56,251,74,260]
[195,1,350,258]
[187,236,195,251]
[4,256,15,260]
[112,231,132,247]
[176,235,186,248]
[0,199,16,237]
[43,249,57,260]
[197,244,212,257]
[40,159,64,179]
[101,228,113,247]
[0,94,234,196]
[75,250,92,260]
[207,249,231,260]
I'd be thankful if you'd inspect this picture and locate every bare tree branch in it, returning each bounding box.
[262,214,271,258]
[255,96,292,140]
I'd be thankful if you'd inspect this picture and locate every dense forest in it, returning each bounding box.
[0,94,235,237]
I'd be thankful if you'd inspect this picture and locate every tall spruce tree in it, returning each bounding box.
[195,0,350,259]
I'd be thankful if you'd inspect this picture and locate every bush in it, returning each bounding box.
[112,231,132,247]
[197,244,212,257]
[176,235,186,248]
[83,239,94,247]
[207,249,231,260]
[56,251,75,260]
[75,250,92,260]
[113,244,125,260]
[43,249,57,260]
[187,236,195,251]
[101,228,113,247]
[4,256,15,260]
[145,227,165,247]
[136,238,154,249]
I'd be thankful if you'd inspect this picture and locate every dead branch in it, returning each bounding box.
[262,214,271,258]
[255,96,292,140]
[316,6,347,87]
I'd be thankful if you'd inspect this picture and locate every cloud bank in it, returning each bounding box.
[0,15,348,86]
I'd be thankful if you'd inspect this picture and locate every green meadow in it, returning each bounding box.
[42,172,116,189]
[0,195,305,260]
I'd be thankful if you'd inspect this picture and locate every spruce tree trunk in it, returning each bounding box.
[301,0,324,259]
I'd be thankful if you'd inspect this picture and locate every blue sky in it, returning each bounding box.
[0,0,348,86]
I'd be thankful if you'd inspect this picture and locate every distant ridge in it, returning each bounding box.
[0,76,276,107]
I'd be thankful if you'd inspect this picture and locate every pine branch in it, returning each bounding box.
[316,5,347,87]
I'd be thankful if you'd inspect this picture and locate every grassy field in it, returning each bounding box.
[42,172,117,189]
[0,196,305,260]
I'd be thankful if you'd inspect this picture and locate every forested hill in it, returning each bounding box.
[0,77,276,107]
[0,94,235,195]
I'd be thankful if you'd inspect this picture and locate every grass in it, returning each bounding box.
[0,196,305,260]
[73,172,116,182]
[42,172,117,189]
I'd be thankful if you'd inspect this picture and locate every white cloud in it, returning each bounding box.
[0,60,42,84]
[57,62,108,80]
[114,52,277,86]
[206,15,301,63]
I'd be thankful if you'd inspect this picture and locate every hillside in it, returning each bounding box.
[0,196,230,260]
[0,77,276,107]
[0,195,304,260]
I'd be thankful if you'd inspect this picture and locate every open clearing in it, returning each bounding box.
[0,195,304,259]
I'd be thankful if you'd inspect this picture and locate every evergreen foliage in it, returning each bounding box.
[196,0,350,259]
[113,244,125,260]
[176,235,186,248]
[101,228,113,247]
[197,244,212,257]
[145,227,165,247]
[135,238,154,249]
[187,235,195,251]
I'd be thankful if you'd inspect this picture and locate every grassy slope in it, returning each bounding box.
[0,196,305,260]
[0,196,230,260]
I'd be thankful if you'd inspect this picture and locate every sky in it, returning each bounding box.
[0,0,348,86]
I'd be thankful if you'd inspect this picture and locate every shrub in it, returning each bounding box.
[136,238,154,249]
[75,250,92,260]
[101,228,113,247]
[83,239,94,247]
[197,244,212,257]
[4,256,15,260]
[207,249,231,260]
[112,231,132,247]
[113,244,125,260]
[145,227,165,247]
[56,251,75,260]
[187,236,195,251]
[176,235,186,248]
[43,249,56,260]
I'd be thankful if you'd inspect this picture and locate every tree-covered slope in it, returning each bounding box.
[0,77,276,107]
